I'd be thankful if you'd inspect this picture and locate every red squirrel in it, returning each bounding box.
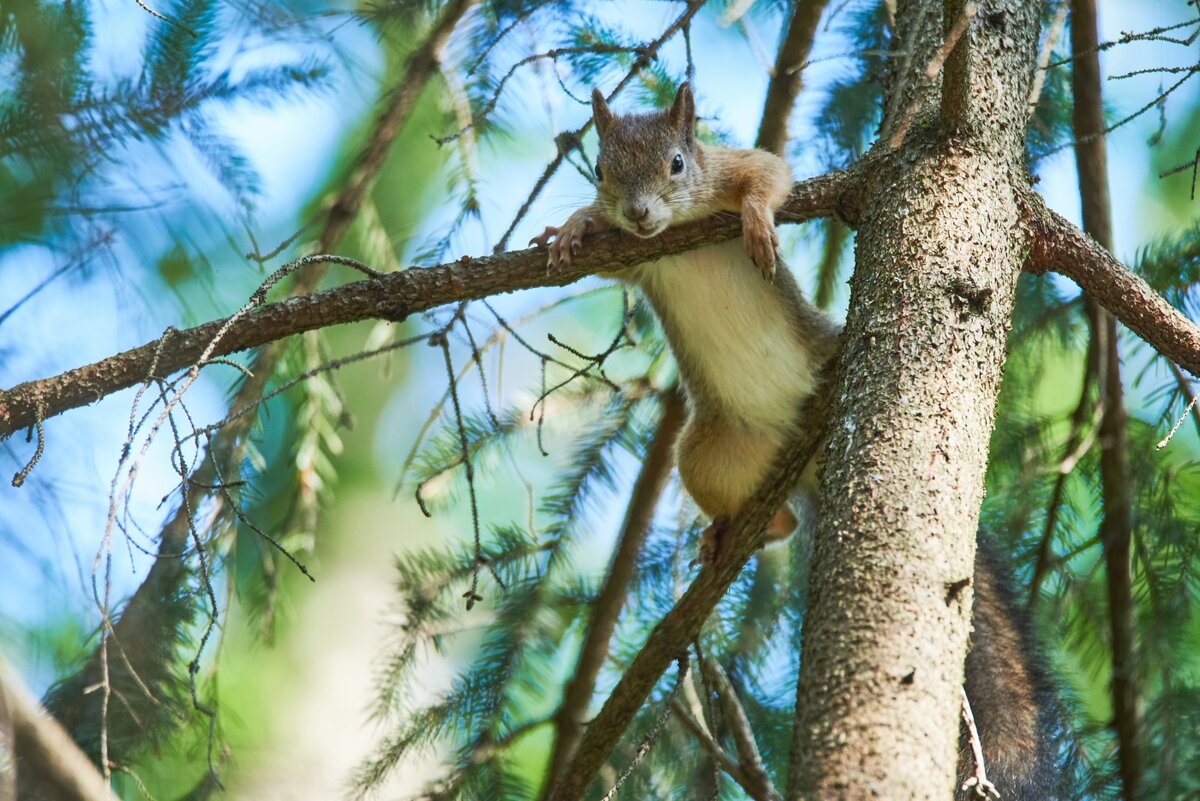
[535,83,1059,799]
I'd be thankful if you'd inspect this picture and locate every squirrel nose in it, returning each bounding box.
[625,203,650,222]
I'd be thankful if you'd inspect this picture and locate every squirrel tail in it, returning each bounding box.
[960,537,1067,800]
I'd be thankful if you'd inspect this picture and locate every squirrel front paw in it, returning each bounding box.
[530,211,606,268]
[742,207,780,281]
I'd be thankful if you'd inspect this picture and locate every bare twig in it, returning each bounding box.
[699,658,781,801]
[671,700,776,800]
[597,657,689,801]
[958,687,1000,799]
[1158,360,1200,448]
[435,44,650,145]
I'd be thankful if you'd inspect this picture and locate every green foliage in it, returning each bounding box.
[356,388,653,798]
[810,2,887,170]
[1135,220,1200,319]
[0,0,330,243]
[7,3,1200,801]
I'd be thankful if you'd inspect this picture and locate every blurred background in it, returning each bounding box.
[1,0,1199,798]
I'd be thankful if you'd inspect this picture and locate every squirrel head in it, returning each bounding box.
[591,83,705,239]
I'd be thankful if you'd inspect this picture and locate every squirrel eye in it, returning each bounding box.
[671,154,684,175]
[595,164,604,182]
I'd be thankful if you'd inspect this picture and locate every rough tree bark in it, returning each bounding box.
[791,1,1043,798]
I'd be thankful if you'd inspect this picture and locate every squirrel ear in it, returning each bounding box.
[669,82,696,141]
[592,88,615,139]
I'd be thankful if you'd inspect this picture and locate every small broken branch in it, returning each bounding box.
[940,0,976,132]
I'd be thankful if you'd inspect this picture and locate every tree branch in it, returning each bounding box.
[670,700,781,801]
[36,0,479,779]
[323,0,478,251]
[540,387,685,797]
[0,171,856,439]
[1069,1,1143,795]
[699,658,780,801]
[755,0,830,156]
[543,367,835,801]
[1024,193,1200,379]
[0,658,119,801]
[940,0,975,132]
[1028,340,1100,603]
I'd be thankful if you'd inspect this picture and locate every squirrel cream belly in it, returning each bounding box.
[630,239,819,434]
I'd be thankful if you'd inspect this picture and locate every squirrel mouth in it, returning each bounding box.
[633,223,662,237]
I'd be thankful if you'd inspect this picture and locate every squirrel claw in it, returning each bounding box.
[754,252,778,282]
[530,226,559,249]
[697,517,731,565]
[742,211,780,282]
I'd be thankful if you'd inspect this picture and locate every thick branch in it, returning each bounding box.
[0,659,118,801]
[543,370,835,801]
[1024,194,1200,379]
[541,388,685,796]
[755,0,829,156]
[0,171,855,438]
[1070,1,1143,796]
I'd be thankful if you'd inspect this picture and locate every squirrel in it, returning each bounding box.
[533,82,840,551]
[533,83,1059,800]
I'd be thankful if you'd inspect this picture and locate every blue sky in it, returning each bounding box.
[1,0,1198,695]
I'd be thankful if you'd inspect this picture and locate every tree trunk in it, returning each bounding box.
[790,1,1043,798]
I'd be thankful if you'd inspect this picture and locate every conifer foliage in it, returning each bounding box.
[2,1,1200,800]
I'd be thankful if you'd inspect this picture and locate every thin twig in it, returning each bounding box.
[597,656,689,801]
[670,700,765,799]
[700,658,781,801]
[1026,0,1068,116]
[959,687,999,799]
[1158,359,1200,448]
